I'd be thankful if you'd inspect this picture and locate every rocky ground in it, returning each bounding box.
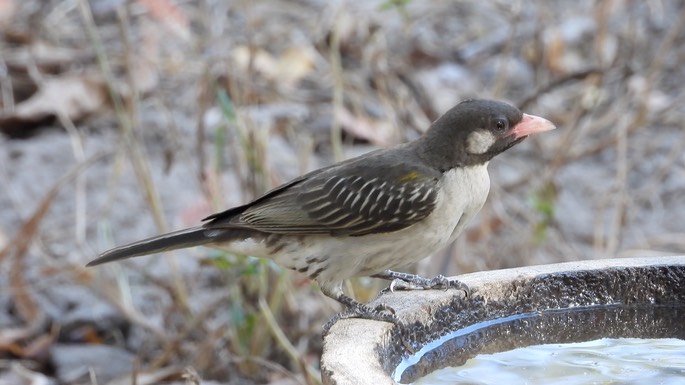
[0,0,683,384]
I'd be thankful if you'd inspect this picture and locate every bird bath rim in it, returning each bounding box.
[320,256,685,385]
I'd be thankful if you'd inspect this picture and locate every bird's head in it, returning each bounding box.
[417,99,556,170]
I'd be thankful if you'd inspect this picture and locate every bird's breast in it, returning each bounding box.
[426,164,491,244]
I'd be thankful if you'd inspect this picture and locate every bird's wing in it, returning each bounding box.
[205,158,441,236]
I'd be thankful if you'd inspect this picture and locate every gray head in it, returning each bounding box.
[416,99,555,170]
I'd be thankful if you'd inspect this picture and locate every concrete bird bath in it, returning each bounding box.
[321,256,685,384]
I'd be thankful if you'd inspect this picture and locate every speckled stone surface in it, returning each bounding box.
[321,256,685,385]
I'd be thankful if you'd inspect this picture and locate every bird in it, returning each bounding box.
[88,99,555,327]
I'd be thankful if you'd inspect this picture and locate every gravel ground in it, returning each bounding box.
[1,1,684,384]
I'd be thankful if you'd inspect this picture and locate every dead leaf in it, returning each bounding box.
[231,45,279,78]
[7,324,59,360]
[335,107,396,146]
[545,31,566,75]
[276,46,317,85]
[105,366,184,385]
[0,226,7,253]
[0,0,15,29]
[109,24,161,97]
[0,72,107,136]
[230,45,316,86]
[0,327,39,350]
[4,41,83,71]
[136,0,191,41]
[11,362,52,385]
[181,366,201,385]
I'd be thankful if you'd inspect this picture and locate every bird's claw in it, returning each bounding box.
[379,273,471,297]
[425,274,471,296]
[323,302,400,334]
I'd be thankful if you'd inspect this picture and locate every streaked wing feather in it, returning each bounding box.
[233,170,439,236]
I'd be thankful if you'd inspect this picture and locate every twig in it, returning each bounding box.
[518,67,604,110]
[77,0,190,310]
[259,297,321,385]
[328,5,345,162]
[2,152,108,337]
[23,54,89,247]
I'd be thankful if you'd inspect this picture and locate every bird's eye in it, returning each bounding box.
[494,119,508,132]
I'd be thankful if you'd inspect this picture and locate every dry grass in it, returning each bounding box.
[0,0,683,384]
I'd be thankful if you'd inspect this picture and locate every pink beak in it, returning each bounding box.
[510,113,556,139]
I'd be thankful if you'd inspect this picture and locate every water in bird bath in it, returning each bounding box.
[411,338,685,385]
[394,304,685,384]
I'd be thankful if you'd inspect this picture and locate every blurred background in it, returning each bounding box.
[0,0,683,384]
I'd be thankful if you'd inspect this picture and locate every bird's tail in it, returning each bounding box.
[87,226,216,266]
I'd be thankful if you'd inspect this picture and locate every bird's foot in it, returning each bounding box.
[323,294,401,334]
[373,270,471,297]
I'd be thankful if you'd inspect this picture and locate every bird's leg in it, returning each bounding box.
[322,293,400,333]
[373,270,471,297]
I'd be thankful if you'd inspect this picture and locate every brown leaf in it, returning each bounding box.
[335,107,396,146]
[0,0,15,29]
[231,45,279,78]
[0,226,7,254]
[230,45,316,86]
[0,327,38,350]
[9,362,53,385]
[545,31,566,75]
[4,40,82,71]
[276,46,317,85]
[12,324,59,360]
[0,72,107,135]
[136,0,190,41]
[105,366,184,385]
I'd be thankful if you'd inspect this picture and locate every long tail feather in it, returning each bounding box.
[87,226,213,266]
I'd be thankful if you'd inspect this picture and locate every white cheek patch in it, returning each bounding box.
[466,130,496,154]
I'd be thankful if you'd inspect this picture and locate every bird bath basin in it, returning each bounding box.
[321,256,685,384]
